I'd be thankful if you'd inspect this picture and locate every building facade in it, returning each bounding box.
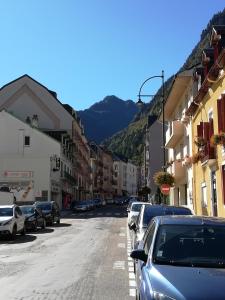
[186,25,225,217]
[0,110,62,207]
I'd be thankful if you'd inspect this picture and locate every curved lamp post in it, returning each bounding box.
[136,70,166,171]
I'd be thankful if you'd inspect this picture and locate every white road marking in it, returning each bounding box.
[119,233,126,237]
[128,262,134,267]
[129,280,136,287]
[129,289,136,297]
[128,257,132,261]
[118,243,126,248]
[113,261,125,270]
[129,273,135,279]
[129,267,134,272]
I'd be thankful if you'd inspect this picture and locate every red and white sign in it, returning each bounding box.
[4,171,33,178]
[160,184,170,195]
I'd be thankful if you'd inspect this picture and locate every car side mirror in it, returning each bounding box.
[130,249,148,263]
[130,222,136,231]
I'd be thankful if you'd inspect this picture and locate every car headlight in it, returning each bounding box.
[153,292,175,300]
[4,219,13,225]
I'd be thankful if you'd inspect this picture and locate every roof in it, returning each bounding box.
[156,215,225,226]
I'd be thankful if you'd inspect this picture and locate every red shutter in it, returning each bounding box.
[197,122,204,137]
[209,118,214,137]
[222,94,225,132]
[222,166,225,204]
[203,122,210,141]
[218,99,222,132]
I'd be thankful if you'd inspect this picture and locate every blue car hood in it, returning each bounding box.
[149,264,225,300]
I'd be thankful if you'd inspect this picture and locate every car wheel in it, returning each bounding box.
[33,221,38,231]
[42,219,46,229]
[11,225,17,239]
[21,226,26,236]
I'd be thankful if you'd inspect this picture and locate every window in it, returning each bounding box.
[143,222,156,256]
[24,136,30,146]
[201,182,207,207]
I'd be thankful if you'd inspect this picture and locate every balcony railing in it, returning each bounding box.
[165,120,184,148]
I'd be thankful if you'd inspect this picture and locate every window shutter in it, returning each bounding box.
[209,118,214,137]
[203,122,210,140]
[221,94,225,132]
[197,122,204,137]
[217,99,222,132]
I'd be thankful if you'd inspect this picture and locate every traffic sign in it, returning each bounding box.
[160,184,170,195]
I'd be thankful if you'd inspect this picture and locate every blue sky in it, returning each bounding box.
[0,1,224,110]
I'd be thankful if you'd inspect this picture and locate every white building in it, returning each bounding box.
[0,110,62,207]
[164,69,194,210]
[0,75,90,205]
[113,157,138,196]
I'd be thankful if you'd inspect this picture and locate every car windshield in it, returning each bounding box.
[21,206,35,214]
[143,207,164,226]
[153,224,225,268]
[0,207,13,217]
[131,204,142,212]
[36,203,51,210]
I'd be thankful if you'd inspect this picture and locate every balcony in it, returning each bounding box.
[166,120,184,148]
[172,161,186,184]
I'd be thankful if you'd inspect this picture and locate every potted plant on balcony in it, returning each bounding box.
[210,134,221,146]
[153,171,175,187]
[219,132,225,145]
[183,155,192,165]
[194,137,206,148]
[191,152,203,164]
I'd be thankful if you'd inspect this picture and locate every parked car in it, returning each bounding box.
[93,198,103,207]
[73,200,92,212]
[127,202,146,228]
[20,205,46,231]
[130,204,193,249]
[114,197,125,205]
[131,215,225,300]
[34,201,60,225]
[0,205,26,238]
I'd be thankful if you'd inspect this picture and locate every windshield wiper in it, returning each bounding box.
[154,258,225,268]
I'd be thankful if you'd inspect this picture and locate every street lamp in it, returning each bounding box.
[136,70,166,171]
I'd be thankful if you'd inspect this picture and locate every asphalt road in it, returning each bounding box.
[0,204,135,300]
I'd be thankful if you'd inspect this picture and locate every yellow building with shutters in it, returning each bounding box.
[186,25,225,217]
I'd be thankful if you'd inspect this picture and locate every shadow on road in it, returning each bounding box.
[32,228,54,234]
[54,223,71,227]
[62,205,128,220]
[0,234,37,244]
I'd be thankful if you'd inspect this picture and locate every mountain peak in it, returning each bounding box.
[77,95,138,143]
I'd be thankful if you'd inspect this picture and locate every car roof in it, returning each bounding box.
[131,201,146,206]
[155,215,225,226]
[0,204,15,208]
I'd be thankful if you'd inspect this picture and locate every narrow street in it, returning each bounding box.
[0,205,134,300]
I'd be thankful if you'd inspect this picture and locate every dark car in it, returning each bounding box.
[93,198,103,207]
[34,201,60,225]
[130,205,193,249]
[20,205,46,231]
[131,215,225,300]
